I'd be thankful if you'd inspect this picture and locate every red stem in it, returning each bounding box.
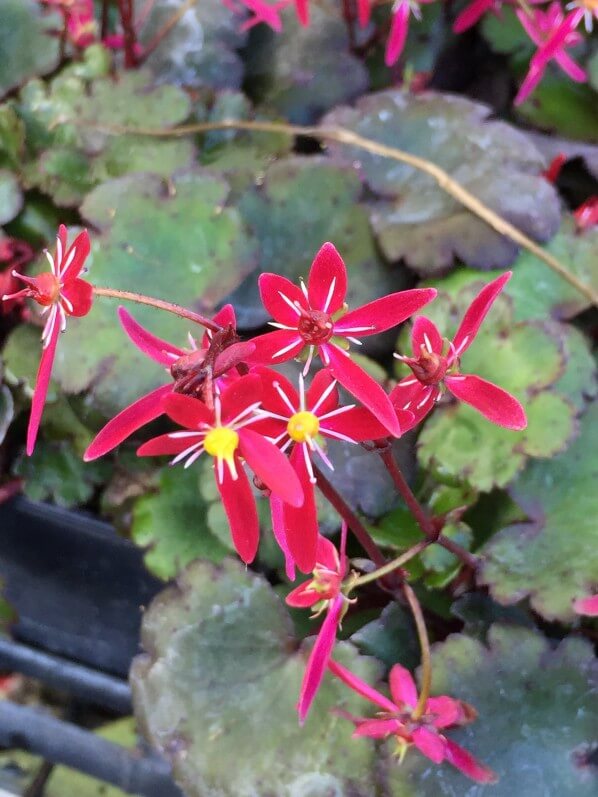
[117,0,139,67]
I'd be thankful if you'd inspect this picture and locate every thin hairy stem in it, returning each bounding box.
[403,583,432,720]
[92,287,222,332]
[70,118,598,307]
[350,540,430,588]
[137,0,196,63]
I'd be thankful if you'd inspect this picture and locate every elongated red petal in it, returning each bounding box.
[573,594,598,616]
[426,696,462,729]
[322,345,400,437]
[453,0,493,33]
[216,459,260,564]
[297,596,343,724]
[254,365,298,417]
[306,368,338,415]
[118,306,183,366]
[443,738,498,783]
[353,718,403,739]
[334,288,436,338]
[258,272,307,325]
[321,406,389,442]
[137,432,201,458]
[385,0,410,66]
[238,428,303,507]
[294,0,309,25]
[26,320,60,456]
[61,229,90,281]
[62,278,93,317]
[389,378,438,430]
[220,373,263,421]
[162,392,214,429]
[411,316,443,356]
[315,535,340,573]
[307,242,348,314]
[356,0,371,26]
[84,383,172,461]
[271,494,296,581]
[412,727,446,764]
[246,329,304,365]
[284,445,319,573]
[389,664,418,709]
[286,581,320,608]
[328,659,397,713]
[199,303,236,349]
[445,374,527,430]
[452,272,511,357]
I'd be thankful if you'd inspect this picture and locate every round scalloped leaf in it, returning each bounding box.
[351,602,420,672]
[322,90,561,274]
[0,0,60,99]
[0,169,22,224]
[131,460,234,581]
[245,4,368,124]
[44,174,257,416]
[16,68,195,206]
[386,625,597,795]
[224,156,401,330]
[137,0,247,90]
[480,402,598,621]
[131,559,382,797]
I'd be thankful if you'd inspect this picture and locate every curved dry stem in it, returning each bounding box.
[73,117,598,307]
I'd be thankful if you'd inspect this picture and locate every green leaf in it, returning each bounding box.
[138,0,247,90]
[351,602,420,672]
[131,460,233,581]
[0,104,25,167]
[0,384,14,445]
[0,0,59,99]
[322,90,561,274]
[40,175,257,416]
[226,156,401,330]
[16,68,195,206]
[131,558,382,796]
[0,168,22,224]
[245,4,368,124]
[386,626,597,795]
[481,6,533,56]
[2,323,58,403]
[480,402,598,621]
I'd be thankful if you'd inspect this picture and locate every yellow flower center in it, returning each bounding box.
[203,427,239,460]
[287,411,320,443]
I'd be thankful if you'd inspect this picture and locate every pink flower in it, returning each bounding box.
[573,593,598,616]
[357,0,372,26]
[235,0,290,32]
[43,0,98,47]
[254,366,389,571]
[543,153,567,183]
[573,196,598,230]
[2,225,92,455]
[0,238,35,315]
[84,305,254,461]
[250,242,436,437]
[137,375,303,564]
[294,0,309,25]
[385,1,435,66]
[391,272,527,431]
[287,529,349,723]
[329,659,497,783]
[515,6,586,105]
[453,0,502,34]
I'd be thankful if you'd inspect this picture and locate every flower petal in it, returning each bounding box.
[443,738,498,783]
[306,368,338,415]
[118,306,183,366]
[200,303,236,349]
[334,288,436,338]
[258,272,307,325]
[322,345,400,437]
[389,378,438,430]
[315,535,340,573]
[451,272,511,357]
[297,596,343,724]
[62,278,93,317]
[411,316,443,357]
[321,406,389,443]
[84,383,172,461]
[453,0,493,33]
[328,659,398,713]
[271,494,296,581]
[385,0,410,66]
[216,459,260,564]
[247,329,305,365]
[295,0,309,25]
[220,373,263,421]
[238,428,303,508]
[61,229,90,282]
[445,374,527,430]
[356,0,371,27]
[412,727,446,764]
[352,718,403,739]
[254,365,298,417]
[137,432,200,458]
[285,581,320,608]
[283,445,319,572]
[389,664,418,709]
[573,594,598,616]
[426,696,462,729]
[162,393,214,429]
[26,319,60,456]
[213,341,256,377]
[307,242,347,314]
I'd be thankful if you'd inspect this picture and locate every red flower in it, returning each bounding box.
[42,0,98,47]
[137,375,303,564]
[84,305,253,461]
[287,530,349,724]
[250,242,436,437]
[235,0,290,32]
[573,196,598,231]
[573,593,598,616]
[329,659,497,783]
[254,366,389,571]
[0,238,35,315]
[515,5,586,104]
[385,1,435,66]
[543,153,567,183]
[2,225,92,455]
[453,0,502,33]
[391,272,527,431]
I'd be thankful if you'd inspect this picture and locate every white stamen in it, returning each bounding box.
[335,325,375,333]
[311,378,338,415]
[61,294,74,313]
[169,431,205,439]
[272,338,302,359]
[323,277,336,313]
[299,279,309,301]
[313,438,334,471]
[60,246,76,277]
[302,345,315,377]
[302,442,316,484]
[448,375,466,381]
[319,404,355,421]
[214,395,222,427]
[280,438,293,454]
[226,401,262,428]
[269,322,297,330]
[172,441,204,465]
[254,409,290,423]
[226,456,239,481]
[216,457,225,483]
[416,388,433,409]
[346,336,362,346]
[394,353,408,361]
[298,373,306,411]
[423,333,433,354]
[398,379,417,387]
[183,449,204,469]
[454,336,469,356]
[273,381,297,414]
[45,250,56,273]
[187,332,197,349]
[321,427,357,444]
[55,236,63,267]
[321,347,330,366]
[278,290,302,316]
[402,402,411,410]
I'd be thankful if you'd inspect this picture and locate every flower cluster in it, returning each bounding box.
[3,229,528,784]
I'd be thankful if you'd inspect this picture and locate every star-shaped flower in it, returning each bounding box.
[2,225,92,455]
